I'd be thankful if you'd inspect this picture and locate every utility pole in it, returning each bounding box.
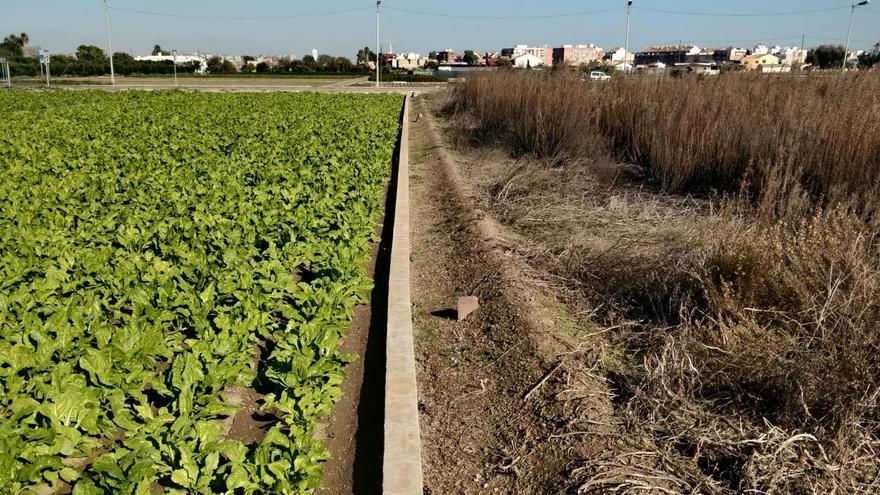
[844,1,871,73]
[376,1,381,88]
[172,49,178,86]
[624,1,633,73]
[104,0,115,85]
[0,57,9,88]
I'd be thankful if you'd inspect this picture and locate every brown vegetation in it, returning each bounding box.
[445,72,880,493]
[450,70,880,205]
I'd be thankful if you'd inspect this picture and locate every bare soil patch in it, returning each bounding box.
[409,96,620,494]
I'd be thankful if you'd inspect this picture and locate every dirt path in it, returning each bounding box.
[407,96,616,494]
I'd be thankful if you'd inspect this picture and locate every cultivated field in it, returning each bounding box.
[432,71,880,493]
[0,90,401,494]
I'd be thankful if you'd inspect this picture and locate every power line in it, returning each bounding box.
[108,6,373,20]
[649,34,875,47]
[381,5,618,20]
[633,5,850,17]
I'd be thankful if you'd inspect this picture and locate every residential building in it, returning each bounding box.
[513,53,544,68]
[502,44,553,67]
[606,47,635,64]
[753,45,770,56]
[683,63,720,75]
[135,54,208,73]
[757,64,792,74]
[741,53,782,71]
[776,47,807,65]
[392,53,425,70]
[874,41,880,55]
[727,47,748,61]
[635,45,701,65]
[432,49,457,63]
[552,44,605,66]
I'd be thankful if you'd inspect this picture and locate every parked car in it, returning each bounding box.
[589,71,611,81]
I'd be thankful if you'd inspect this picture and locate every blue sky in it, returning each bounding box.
[4,1,879,58]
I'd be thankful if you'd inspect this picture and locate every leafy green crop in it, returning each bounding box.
[0,90,402,494]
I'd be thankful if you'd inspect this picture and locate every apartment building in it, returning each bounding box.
[552,44,604,66]
[635,45,702,65]
[501,44,553,67]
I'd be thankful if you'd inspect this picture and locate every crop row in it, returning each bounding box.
[0,90,402,494]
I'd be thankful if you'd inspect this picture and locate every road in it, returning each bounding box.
[9,75,447,94]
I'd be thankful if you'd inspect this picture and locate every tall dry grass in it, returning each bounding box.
[447,72,880,492]
[450,70,880,206]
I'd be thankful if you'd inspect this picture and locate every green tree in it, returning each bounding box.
[462,50,478,66]
[334,56,354,72]
[255,62,270,73]
[1,33,29,58]
[112,52,134,63]
[302,55,317,71]
[494,58,513,68]
[316,54,334,69]
[356,46,375,64]
[76,45,105,62]
[806,45,845,69]
[206,56,237,74]
[152,44,164,56]
[857,51,880,69]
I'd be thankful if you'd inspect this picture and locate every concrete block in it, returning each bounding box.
[457,296,479,321]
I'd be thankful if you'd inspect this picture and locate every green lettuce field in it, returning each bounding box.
[0,90,402,494]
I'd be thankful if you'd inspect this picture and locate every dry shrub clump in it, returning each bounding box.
[448,72,880,492]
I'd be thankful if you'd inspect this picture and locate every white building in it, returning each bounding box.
[135,54,208,73]
[513,53,544,68]
[608,47,634,64]
[502,44,552,66]
[874,41,880,55]
[392,52,426,70]
[757,64,792,74]
[773,46,808,65]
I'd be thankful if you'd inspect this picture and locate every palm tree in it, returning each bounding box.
[19,33,29,48]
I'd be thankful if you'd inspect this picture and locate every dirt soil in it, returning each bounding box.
[409,95,621,494]
[319,174,396,495]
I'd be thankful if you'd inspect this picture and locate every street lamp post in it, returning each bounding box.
[843,0,870,72]
[103,0,115,85]
[172,49,178,86]
[624,1,633,73]
[376,1,381,88]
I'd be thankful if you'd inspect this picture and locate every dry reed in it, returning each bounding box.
[446,71,880,492]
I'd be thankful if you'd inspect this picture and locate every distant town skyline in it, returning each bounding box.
[6,0,879,58]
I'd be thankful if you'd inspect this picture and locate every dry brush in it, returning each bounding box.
[448,71,880,492]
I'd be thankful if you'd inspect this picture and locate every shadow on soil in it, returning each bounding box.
[430,309,457,321]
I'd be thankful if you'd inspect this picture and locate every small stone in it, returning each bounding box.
[457,296,479,321]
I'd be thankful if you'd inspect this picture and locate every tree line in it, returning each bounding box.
[1,35,199,76]
[1,33,370,77]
